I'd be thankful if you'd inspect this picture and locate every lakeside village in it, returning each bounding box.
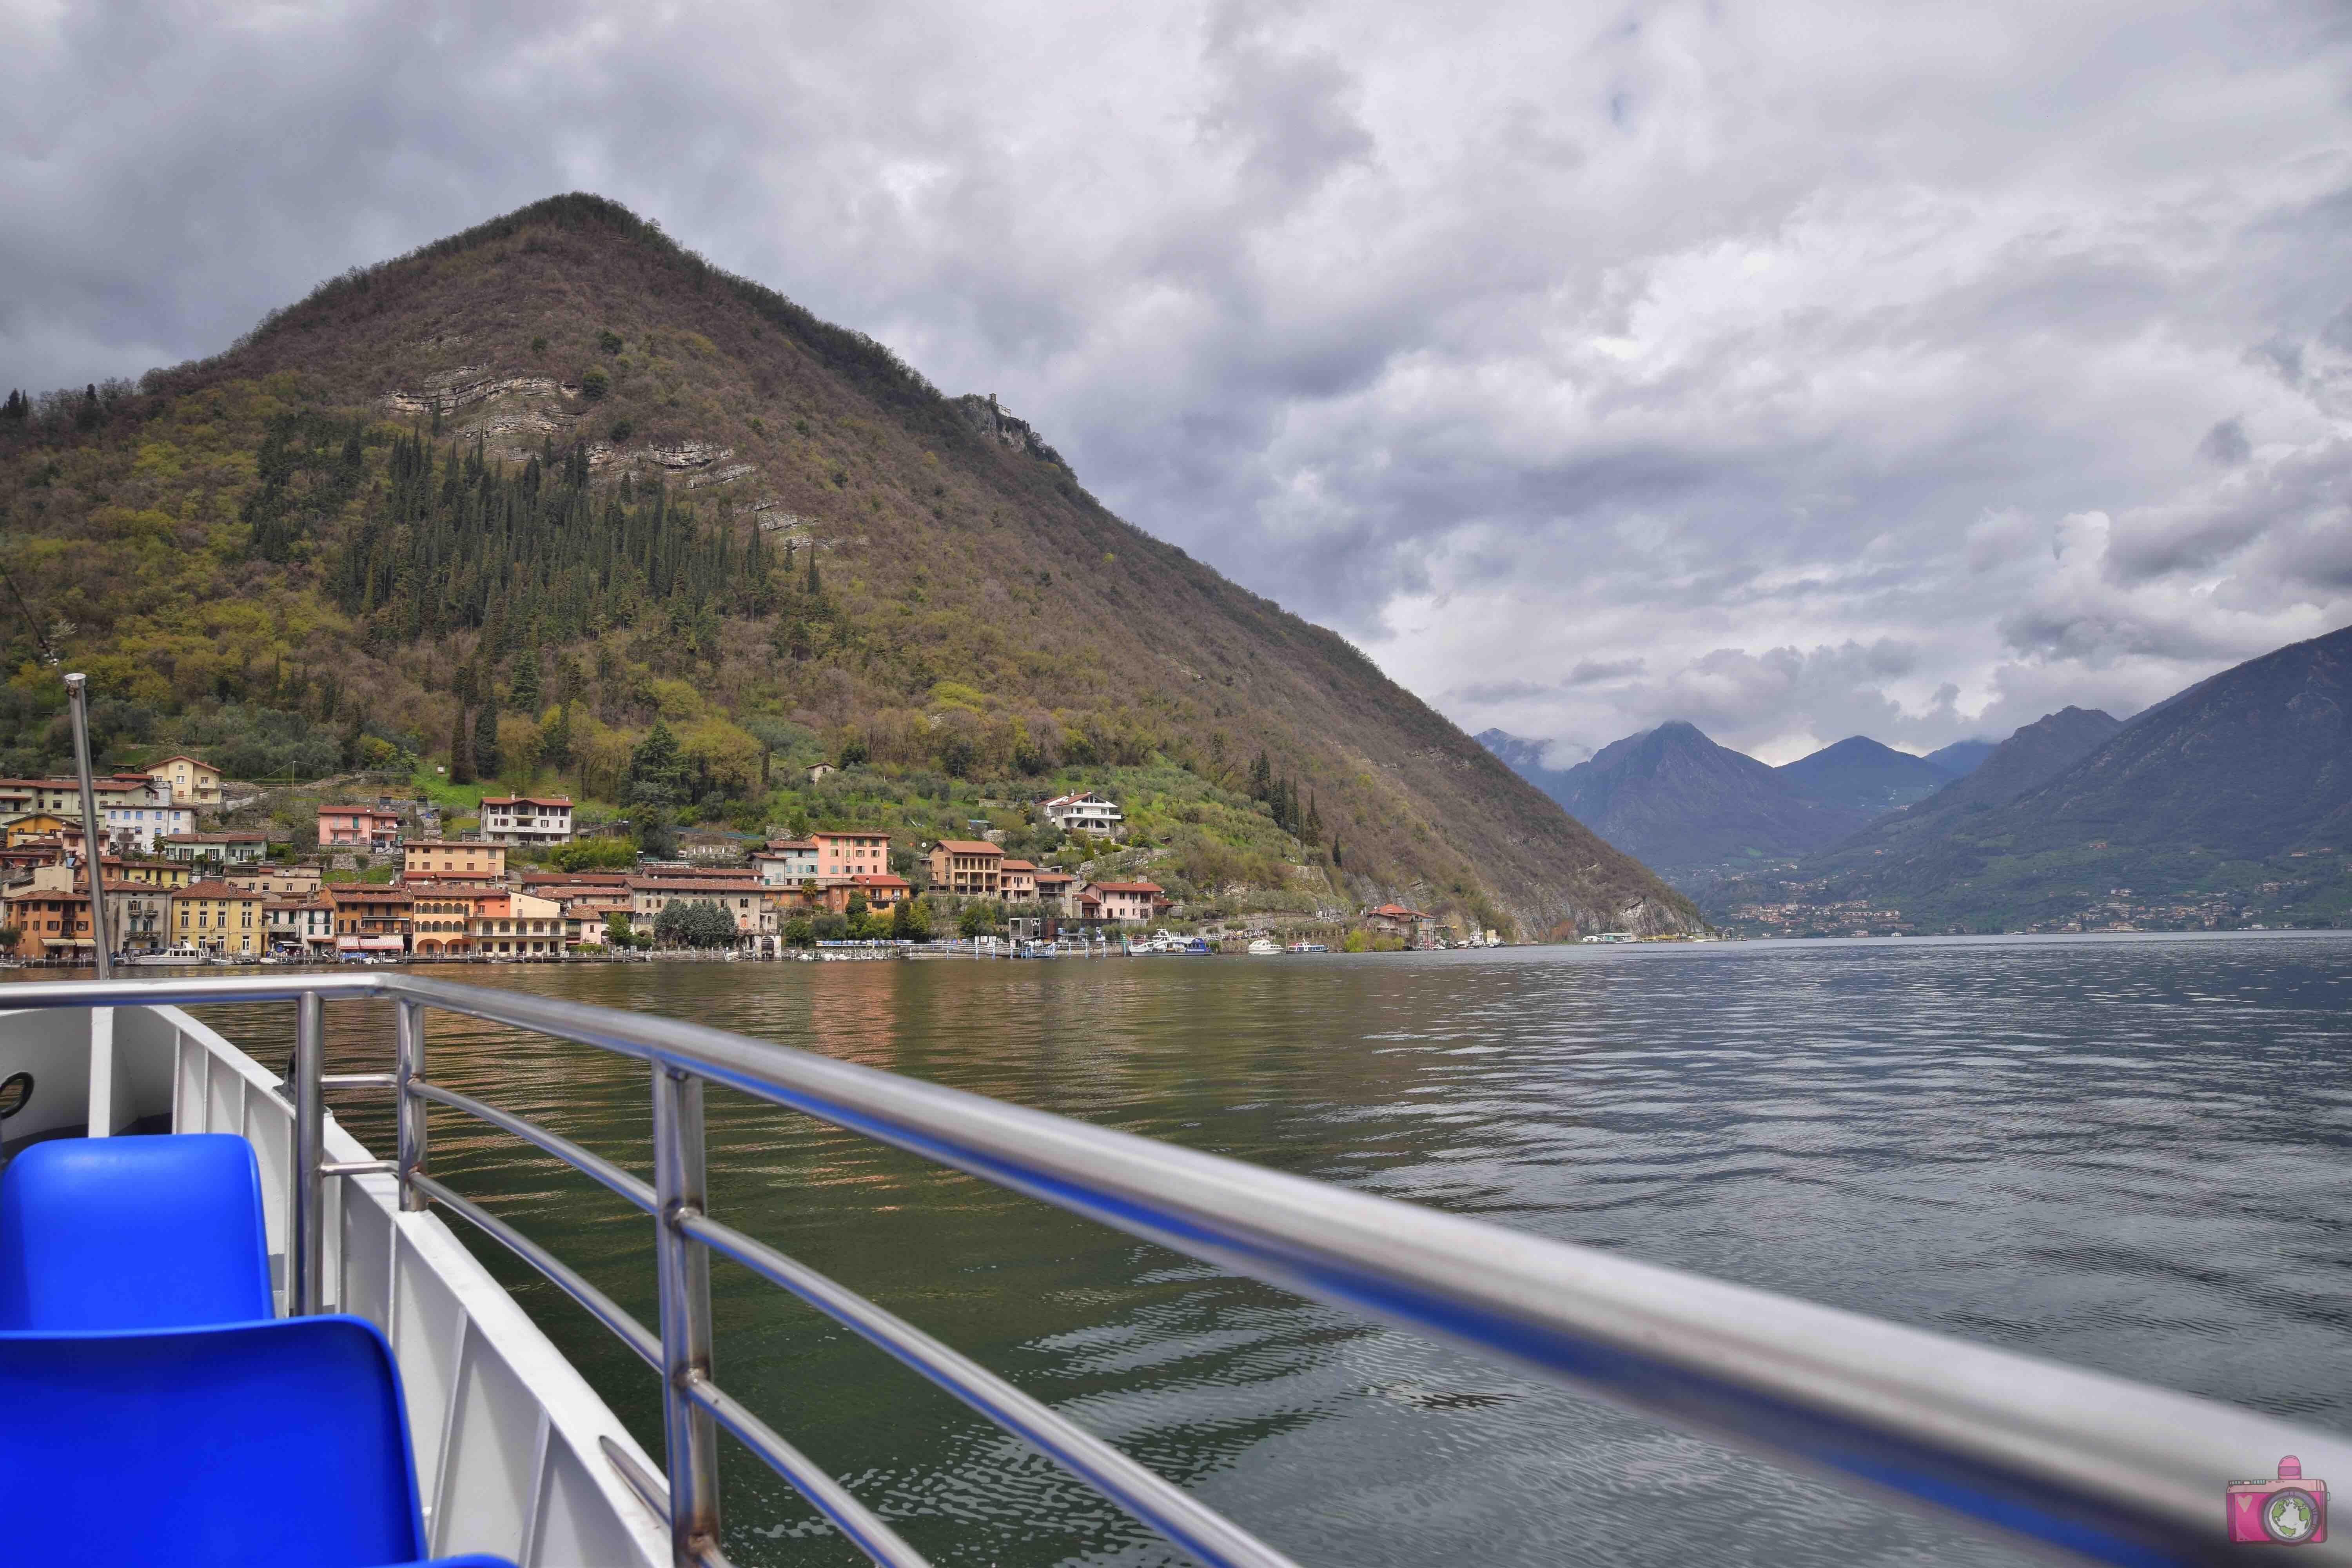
[0,755,1504,964]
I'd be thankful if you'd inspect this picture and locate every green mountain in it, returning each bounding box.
[1774,736,1949,815]
[0,193,1699,938]
[1742,632,2352,931]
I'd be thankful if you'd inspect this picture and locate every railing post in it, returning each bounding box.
[290,990,326,1316]
[395,996,429,1212]
[652,1062,720,1565]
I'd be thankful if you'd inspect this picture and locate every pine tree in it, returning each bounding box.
[1305,791,1322,845]
[804,550,821,599]
[472,699,501,779]
[76,384,100,431]
[450,706,476,785]
[1,390,25,423]
[509,655,542,715]
[541,702,574,771]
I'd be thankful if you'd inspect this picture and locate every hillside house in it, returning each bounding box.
[318,804,403,851]
[480,795,573,848]
[998,859,1039,899]
[160,831,267,867]
[927,840,1003,897]
[147,755,223,807]
[402,841,506,881]
[678,830,755,862]
[171,879,267,958]
[228,865,324,900]
[1041,791,1123,837]
[408,886,494,956]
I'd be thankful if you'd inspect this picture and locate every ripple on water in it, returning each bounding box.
[80,930,2352,1568]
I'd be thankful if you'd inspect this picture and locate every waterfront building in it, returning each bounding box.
[228,865,325,900]
[753,839,820,884]
[170,878,267,958]
[812,828,891,884]
[1081,880,1165,925]
[325,884,414,957]
[998,859,1039,899]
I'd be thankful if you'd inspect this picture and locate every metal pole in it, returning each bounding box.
[395,997,429,1212]
[63,673,111,982]
[652,1063,720,1566]
[290,990,326,1315]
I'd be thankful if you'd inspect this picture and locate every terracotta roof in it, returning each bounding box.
[998,859,1038,872]
[1033,869,1076,884]
[405,840,498,851]
[812,827,893,838]
[163,831,265,843]
[1090,881,1164,894]
[932,839,1002,856]
[146,754,217,769]
[325,886,414,904]
[850,873,911,889]
[1367,904,1431,918]
[481,795,573,807]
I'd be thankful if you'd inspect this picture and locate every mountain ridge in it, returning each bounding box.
[0,193,1699,938]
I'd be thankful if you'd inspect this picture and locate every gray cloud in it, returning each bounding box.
[5,0,2352,767]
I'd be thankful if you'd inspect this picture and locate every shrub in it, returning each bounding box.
[783,917,814,948]
[580,367,609,401]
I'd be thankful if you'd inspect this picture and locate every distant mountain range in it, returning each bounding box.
[1480,623,2352,931]
[1476,722,1998,872]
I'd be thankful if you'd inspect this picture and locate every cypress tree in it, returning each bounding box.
[450,706,476,785]
[472,698,501,779]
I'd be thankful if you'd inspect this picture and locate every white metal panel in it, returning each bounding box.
[436,1329,544,1560]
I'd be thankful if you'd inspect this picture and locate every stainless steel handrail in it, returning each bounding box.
[5,972,2346,1568]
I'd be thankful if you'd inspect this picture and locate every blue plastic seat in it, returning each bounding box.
[0,1316,426,1566]
[0,1132,272,1328]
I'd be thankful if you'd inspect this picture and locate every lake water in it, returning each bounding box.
[142,932,2352,1566]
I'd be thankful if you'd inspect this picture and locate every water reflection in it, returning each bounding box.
[63,931,2352,1567]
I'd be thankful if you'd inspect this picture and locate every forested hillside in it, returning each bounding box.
[0,194,1698,938]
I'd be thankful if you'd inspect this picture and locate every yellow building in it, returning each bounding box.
[3,811,76,848]
[170,878,267,957]
[147,753,223,807]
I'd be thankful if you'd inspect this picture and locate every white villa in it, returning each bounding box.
[1041,791,1123,837]
[479,795,574,848]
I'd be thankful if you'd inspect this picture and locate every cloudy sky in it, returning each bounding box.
[7,1,2352,762]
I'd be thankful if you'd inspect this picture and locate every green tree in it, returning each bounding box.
[957,900,1000,938]
[449,706,476,785]
[686,900,739,947]
[889,897,931,941]
[509,656,542,714]
[812,911,849,942]
[602,910,633,946]
[653,899,688,947]
[472,700,501,778]
[541,702,574,771]
[634,807,677,859]
[783,917,815,948]
[629,719,685,804]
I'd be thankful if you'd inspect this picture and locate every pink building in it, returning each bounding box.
[318,804,402,850]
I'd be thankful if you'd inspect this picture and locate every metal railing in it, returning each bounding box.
[5,972,2348,1568]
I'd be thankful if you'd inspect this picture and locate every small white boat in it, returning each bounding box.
[1246,938,1281,956]
[123,945,208,967]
